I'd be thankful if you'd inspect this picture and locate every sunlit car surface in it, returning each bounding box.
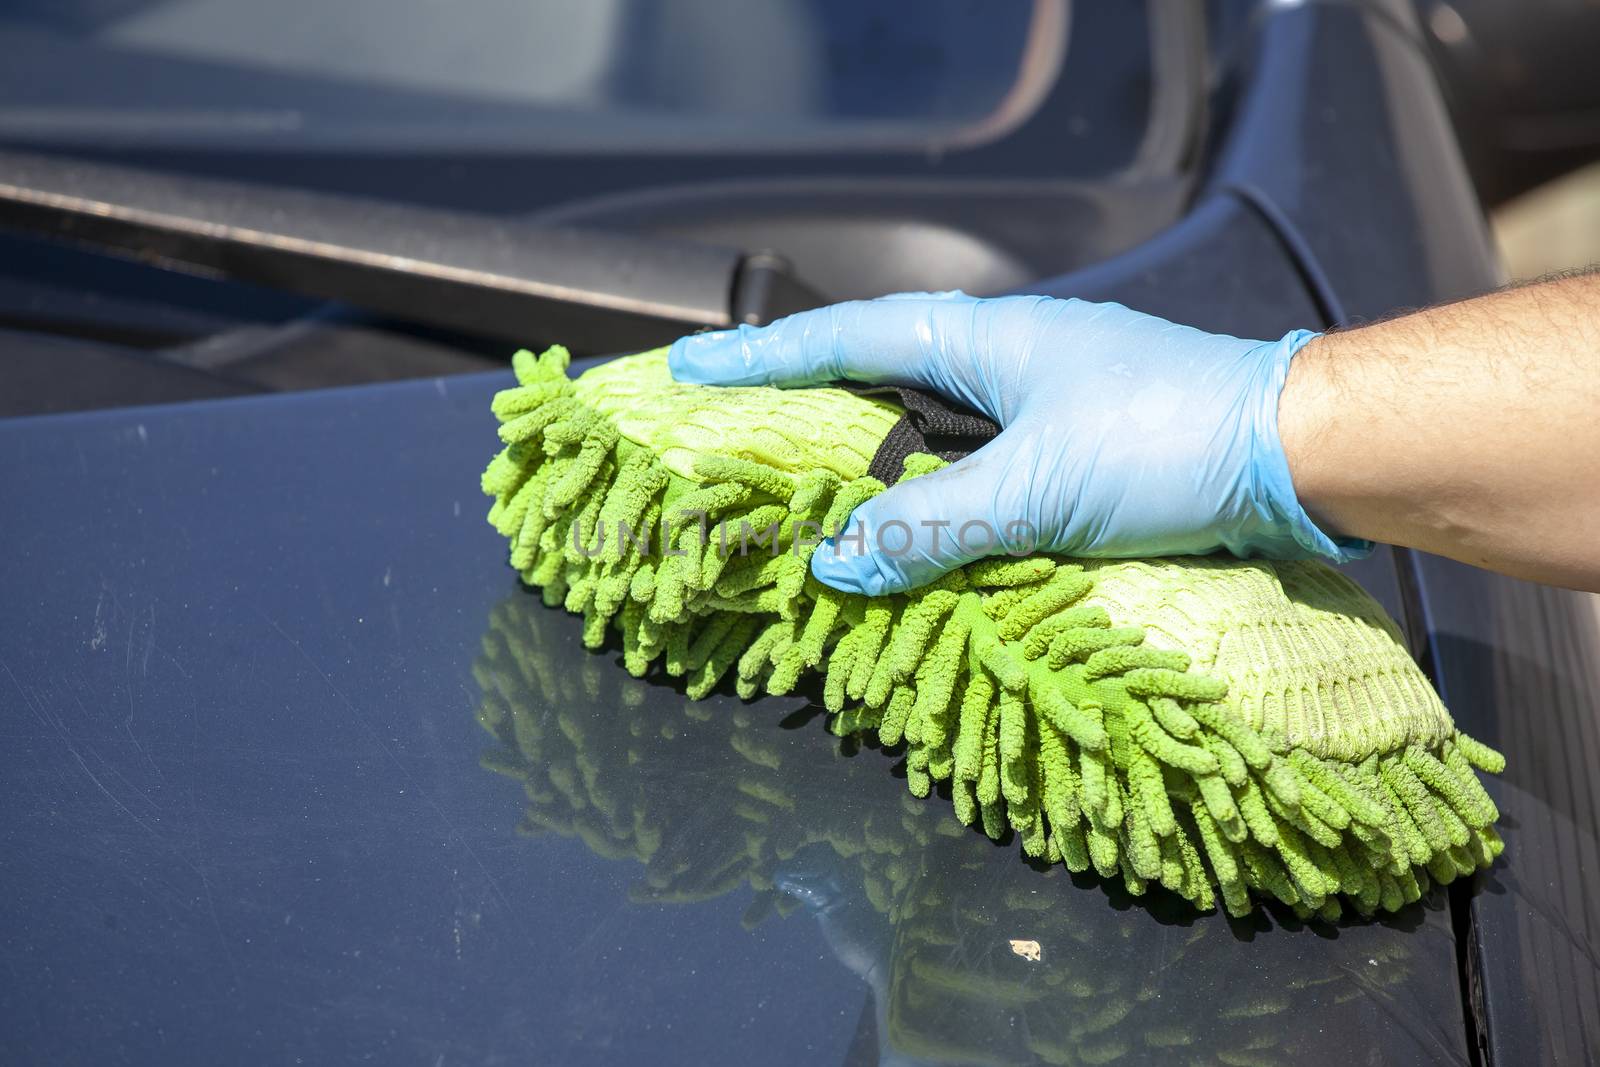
[3,2,1599,1064]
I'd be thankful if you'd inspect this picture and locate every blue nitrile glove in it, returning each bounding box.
[668,292,1370,596]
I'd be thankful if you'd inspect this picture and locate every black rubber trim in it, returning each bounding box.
[1395,543,1493,1067]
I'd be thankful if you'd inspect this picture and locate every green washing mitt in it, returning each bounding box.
[480,345,1505,919]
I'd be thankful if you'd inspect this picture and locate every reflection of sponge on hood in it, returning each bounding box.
[471,590,1424,1067]
[480,345,1504,919]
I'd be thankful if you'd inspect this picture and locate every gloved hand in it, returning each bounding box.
[668,292,1369,595]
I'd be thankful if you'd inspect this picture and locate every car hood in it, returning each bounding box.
[0,371,1472,1065]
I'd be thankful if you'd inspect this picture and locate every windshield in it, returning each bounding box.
[0,0,1062,152]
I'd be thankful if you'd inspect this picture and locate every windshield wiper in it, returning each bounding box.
[0,150,822,352]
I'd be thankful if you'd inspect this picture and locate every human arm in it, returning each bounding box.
[1280,270,1600,590]
[668,280,1600,594]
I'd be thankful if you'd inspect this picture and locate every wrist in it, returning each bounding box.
[1277,333,1338,527]
[1265,330,1373,562]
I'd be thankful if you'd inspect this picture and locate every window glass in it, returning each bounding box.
[0,0,1062,151]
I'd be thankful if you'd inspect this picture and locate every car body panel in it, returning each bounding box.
[0,374,1471,1065]
[1194,7,1600,1062]
[1,0,1591,1062]
[1411,557,1600,1064]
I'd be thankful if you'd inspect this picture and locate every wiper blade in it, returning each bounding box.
[0,150,821,351]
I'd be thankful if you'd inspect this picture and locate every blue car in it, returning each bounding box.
[2,2,1597,1063]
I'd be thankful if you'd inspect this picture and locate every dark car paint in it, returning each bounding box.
[1418,0,1600,206]
[0,373,1471,1066]
[1175,5,1600,1063]
[0,1,1595,1064]
[1417,559,1600,1064]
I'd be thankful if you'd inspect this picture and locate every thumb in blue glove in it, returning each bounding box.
[667,292,1368,596]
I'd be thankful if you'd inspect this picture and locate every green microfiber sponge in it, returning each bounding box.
[480,345,1505,919]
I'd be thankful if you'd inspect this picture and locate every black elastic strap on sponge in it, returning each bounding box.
[836,382,1000,483]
